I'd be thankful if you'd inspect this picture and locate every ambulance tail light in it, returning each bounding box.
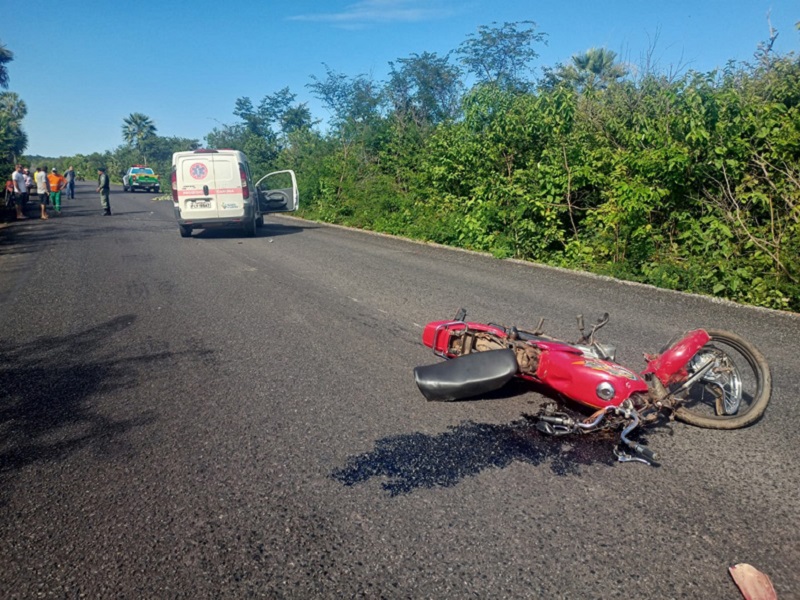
[239,164,250,200]
[171,169,178,203]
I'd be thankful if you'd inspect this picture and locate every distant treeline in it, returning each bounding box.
[33,23,800,311]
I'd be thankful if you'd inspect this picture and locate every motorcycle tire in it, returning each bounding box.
[673,329,771,429]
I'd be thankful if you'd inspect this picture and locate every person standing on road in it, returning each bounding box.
[64,165,76,199]
[47,168,66,214]
[34,166,50,220]
[11,164,27,220]
[97,167,111,215]
[23,168,33,195]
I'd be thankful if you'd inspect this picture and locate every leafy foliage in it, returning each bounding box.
[0,92,26,168]
[0,42,12,90]
[546,47,629,91]
[386,52,463,126]
[456,21,546,91]
[294,41,800,311]
[0,41,25,176]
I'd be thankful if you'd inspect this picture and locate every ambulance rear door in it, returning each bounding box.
[213,153,247,220]
[174,151,220,220]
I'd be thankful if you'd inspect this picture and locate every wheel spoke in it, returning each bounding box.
[672,330,771,430]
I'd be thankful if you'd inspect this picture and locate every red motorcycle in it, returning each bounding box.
[414,309,772,464]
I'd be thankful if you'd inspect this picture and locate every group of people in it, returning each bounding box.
[6,164,111,219]
[6,164,76,220]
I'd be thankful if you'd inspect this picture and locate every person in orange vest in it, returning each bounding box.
[47,168,67,213]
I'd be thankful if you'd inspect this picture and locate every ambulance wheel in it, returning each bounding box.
[179,225,192,238]
[256,214,264,227]
[243,214,257,237]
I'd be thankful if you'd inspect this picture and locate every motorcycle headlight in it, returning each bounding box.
[596,382,616,401]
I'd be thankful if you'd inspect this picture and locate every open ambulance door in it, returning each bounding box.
[255,170,299,214]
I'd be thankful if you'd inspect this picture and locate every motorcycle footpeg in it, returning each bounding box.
[614,447,653,465]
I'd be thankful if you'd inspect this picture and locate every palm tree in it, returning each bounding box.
[0,42,13,89]
[122,113,157,164]
[570,48,628,90]
[0,91,25,121]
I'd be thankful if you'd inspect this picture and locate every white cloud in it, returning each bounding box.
[289,0,457,27]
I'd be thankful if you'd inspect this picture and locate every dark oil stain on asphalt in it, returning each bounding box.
[331,417,619,497]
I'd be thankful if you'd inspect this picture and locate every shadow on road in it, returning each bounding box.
[190,221,315,239]
[0,315,210,486]
[332,416,620,497]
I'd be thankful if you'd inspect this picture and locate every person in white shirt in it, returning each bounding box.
[34,166,50,220]
[11,164,27,220]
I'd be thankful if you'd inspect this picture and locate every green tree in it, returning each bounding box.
[0,91,26,122]
[308,65,382,131]
[546,48,628,91]
[0,91,27,166]
[306,65,390,224]
[456,21,546,91]
[233,87,311,140]
[571,48,627,89]
[281,103,313,134]
[205,123,250,150]
[63,152,111,182]
[0,41,12,89]
[386,51,463,126]
[122,113,157,164]
[0,44,25,171]
[233,97,265,137]
[224,88,313,175]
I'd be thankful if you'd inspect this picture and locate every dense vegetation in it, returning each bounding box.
[5,22,800,311]
[279,25,800,311]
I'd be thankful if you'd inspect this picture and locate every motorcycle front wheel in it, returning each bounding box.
[673,330,771,429]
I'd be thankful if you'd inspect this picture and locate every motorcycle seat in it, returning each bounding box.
[414,348,519,402]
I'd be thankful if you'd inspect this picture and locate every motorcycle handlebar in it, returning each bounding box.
[627,442,657,462]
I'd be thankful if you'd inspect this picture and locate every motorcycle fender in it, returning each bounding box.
[537,350,649,409]
[644,329,711,385]
[421,320,506,354]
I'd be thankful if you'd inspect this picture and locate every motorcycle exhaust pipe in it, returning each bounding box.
[535,420,572,436]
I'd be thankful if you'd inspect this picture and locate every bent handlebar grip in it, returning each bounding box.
[631,443,657,462]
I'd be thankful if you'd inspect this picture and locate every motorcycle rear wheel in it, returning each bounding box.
[673,330,771,429]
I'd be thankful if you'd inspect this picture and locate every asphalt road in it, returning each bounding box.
[1,182,798,599]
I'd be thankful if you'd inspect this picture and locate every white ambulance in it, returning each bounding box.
[170,149,299,238]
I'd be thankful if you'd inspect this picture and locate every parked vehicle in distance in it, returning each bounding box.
[170,149,299,238]
[123,166,160,193]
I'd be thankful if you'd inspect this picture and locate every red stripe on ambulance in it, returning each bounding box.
[177,187,243,197]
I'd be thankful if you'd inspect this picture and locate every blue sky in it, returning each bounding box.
[4,0,799,158]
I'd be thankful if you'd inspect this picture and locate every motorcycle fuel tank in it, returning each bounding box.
[536,343,649,409]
